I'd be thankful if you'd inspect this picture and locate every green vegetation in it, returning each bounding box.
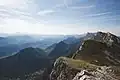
[83,40,107,49]
[72,40,117,66]
[58,57,99,71]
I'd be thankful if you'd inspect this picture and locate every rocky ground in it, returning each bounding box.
[50,57,120,80]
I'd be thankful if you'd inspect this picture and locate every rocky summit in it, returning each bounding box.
[50,32,120,80]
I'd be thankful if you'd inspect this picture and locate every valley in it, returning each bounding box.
[0,32,120,80]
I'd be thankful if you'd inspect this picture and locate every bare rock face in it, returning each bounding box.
[50,57,120,80]
[73,67,119,80]
[83,32,120,46]
[72,70,92,80]
[50,57,79,80]
[49,32,120,80]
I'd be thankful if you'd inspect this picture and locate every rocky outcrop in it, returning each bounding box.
[73,67,119,80]
[83,32,120,47]
[50,32,120,80]
[50,57,79,80]
[50,57,120,80]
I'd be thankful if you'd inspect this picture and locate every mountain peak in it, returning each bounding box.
[73,39,120,66]
[84,32,120,47]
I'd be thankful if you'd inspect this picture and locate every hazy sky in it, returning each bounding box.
[0,0,119,35]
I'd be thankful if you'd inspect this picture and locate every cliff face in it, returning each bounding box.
[50,32,120,80]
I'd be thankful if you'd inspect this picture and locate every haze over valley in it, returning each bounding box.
[0,0,120,80]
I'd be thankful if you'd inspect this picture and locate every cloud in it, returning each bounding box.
[0,19,98,35]
[37,10,55,16]
[0,0,55,21]
[0,7,32,19]
[0,0,39,22]
[78,12,112,18]
[86,12,112,17]
[70,5,95,9]
[63,0,68,8]
[0,0,119,35]
[0,18,120,35]
[0,0,28,9]
[0,0,39,11]
[54,0,71,8]
[94,15,120,21]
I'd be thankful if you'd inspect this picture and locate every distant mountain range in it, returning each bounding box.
[0,34,84,79]
[0,35,73,57]
[0,32,120,80]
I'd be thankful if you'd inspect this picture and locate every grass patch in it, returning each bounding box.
[58,57,99,71]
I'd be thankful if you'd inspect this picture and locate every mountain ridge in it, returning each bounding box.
[0,47,52,79]
[1,31,120,80]
[50,31,120,80]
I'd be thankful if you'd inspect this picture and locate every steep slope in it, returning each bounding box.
[73,32,120,66]
[0,47,52,79]
[48,36,82,58]
[50,32,120,80]
[45,43,57,54]
[48,41,70,58]
[48,41,81,58]
[73,40,120,66]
